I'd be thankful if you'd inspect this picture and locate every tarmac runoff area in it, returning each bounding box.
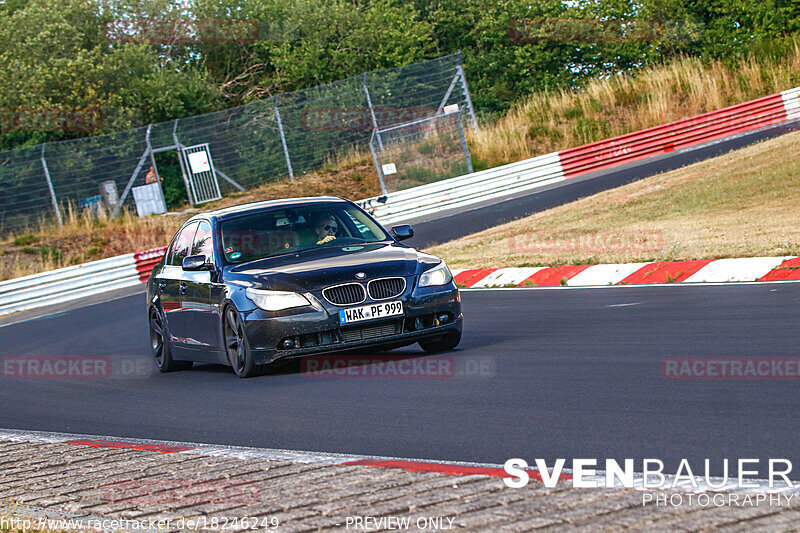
[0,433,799,532]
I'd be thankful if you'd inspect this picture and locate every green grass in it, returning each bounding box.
[12,234,39,246]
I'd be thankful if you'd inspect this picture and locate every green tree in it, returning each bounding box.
[687,0,797,59]
[193,0,435,102]
[422,0,575,114]
[0,0,221,149]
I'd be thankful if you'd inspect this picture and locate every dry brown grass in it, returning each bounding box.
[427,130,800,268]
[467,43,800,168]
[0,204,183,281]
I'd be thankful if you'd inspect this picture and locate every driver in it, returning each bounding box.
[314,214,339,244]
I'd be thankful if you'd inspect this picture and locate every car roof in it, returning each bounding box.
[188,196,349,222]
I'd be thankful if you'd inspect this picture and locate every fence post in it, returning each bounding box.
[456,113,474,174]
[40,145,63,227]
[172,119,196,206]
[369,131,388,195]
[456,52,478,130]
[363,73,384,151]
[274,95,295,181]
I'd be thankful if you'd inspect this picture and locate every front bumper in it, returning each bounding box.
[241,284,462,365]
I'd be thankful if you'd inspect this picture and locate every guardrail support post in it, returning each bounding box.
[275,95,295,181]
[40,145,63,227]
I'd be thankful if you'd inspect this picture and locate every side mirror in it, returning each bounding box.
[391,224,414,241]
[182,254,213,271]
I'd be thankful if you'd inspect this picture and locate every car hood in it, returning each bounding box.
[224,242,441,292]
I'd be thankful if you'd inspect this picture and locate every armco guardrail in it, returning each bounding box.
[359,86,800,222]
[359,152,563,224]
[2,86,799,317]
[0,247,165,316]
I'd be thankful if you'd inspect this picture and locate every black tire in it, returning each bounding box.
[223,305,261,378]
[149,307,192,372]
[418,329,462,353]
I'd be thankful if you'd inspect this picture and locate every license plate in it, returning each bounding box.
[339,301,403,324]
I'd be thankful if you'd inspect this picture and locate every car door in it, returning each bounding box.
[157,221,198,346]
[178,219,221,353]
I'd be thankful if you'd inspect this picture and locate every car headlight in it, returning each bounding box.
[245,288,310,311]
[418,261,453,287]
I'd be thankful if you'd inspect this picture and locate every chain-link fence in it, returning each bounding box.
[0,52,476,234]
[370,110,473,193]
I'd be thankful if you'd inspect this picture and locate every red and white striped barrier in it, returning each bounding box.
[133,246,167,282]
[454,257,800,288]
[559,92,796,179]
[360,86,800,223]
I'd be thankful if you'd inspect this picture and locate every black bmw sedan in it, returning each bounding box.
[147,197,462,377]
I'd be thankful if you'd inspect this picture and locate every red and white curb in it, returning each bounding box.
[1,428,796,495]
[454,256,800,288]
[2,252,799,318]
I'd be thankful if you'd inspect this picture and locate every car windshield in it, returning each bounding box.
[220,203,391,264]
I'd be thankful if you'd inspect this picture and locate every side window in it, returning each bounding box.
[168,222,198,266]
[191,221,213,262]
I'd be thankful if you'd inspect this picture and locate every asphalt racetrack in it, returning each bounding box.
[2,282,798,477]
[2,120,800,480]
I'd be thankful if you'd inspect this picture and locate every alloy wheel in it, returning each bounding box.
[224,307,247,374]
[149,308,166,366]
